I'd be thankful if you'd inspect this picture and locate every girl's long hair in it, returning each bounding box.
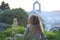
[28,14,44,32]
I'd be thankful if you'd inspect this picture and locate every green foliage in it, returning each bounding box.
[0,1,10,10]
[0,8,28,26]
[0,29,12,40]
[16,26,25,34]
[46,31,60,40]
[0,26,25,40]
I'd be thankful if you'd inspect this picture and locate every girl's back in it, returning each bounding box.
[24,24,41,40]
[27,24,40,34]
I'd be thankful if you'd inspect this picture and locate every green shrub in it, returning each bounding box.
[0,26,25,40]
[16,26,25,34]
[46,31,60,40]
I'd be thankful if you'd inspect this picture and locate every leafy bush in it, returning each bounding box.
[0,26,25,40]
[46,31,60,40]
[16,26,25,34]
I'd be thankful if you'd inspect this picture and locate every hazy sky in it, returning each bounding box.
[0,0,60,12]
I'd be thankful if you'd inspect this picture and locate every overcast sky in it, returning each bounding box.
[0,0,60,12]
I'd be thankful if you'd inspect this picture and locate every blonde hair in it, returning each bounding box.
[39,17,44,32]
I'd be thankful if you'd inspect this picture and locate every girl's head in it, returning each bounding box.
[28,14,40,25]
[28,14,44,32]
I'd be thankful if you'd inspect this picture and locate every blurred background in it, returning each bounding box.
[0,0,60,40]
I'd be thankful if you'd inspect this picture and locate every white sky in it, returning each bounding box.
[0,0,60,12]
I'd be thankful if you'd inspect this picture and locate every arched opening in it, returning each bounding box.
[34,3,39,10]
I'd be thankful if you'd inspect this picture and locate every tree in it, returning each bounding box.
[0,8,28,26]
[0,1,10,10]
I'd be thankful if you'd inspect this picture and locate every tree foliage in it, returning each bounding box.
[0,1,10,10]
[0,8,28,26]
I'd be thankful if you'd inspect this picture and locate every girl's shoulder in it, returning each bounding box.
[27,24,30,27]
[26,24,31,28]
[26,24,33,28]
[27,24,39,26]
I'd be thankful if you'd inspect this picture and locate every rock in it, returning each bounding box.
[0,23,7,31]
[6,37,13,40]
[14,34,24,40]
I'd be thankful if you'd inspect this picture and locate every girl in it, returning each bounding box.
[24,14,46,40]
